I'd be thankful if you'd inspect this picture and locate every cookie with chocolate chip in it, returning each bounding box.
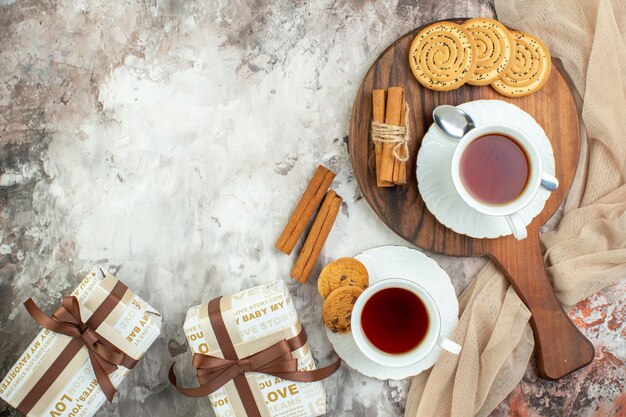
[317,257,369,299]
[322,286,363,334]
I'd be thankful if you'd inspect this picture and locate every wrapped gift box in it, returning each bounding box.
[183,280,329,417]
[0,267,161,417]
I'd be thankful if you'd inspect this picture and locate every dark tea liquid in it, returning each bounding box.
[460,134,529,205]
[361,288,429,354]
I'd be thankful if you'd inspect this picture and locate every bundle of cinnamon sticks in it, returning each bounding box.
[276,165,342,283]
[372,87,408,186]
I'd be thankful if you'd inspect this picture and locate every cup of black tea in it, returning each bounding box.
[351,278,461,367]
[450,123,559,240]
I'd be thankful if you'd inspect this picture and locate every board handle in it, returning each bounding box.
[493,238,595,380]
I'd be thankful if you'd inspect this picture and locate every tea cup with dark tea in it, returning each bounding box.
[351,278,461,367]
[450,123,558,240]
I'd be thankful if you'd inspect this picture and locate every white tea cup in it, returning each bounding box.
[351,278,461,368]
[450,123,558,240]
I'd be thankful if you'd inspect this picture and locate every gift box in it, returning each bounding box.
[0,267,161,417]
[174,280,338,417]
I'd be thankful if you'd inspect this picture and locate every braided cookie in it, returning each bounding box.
[409,22,477,91]
[462,18,514,86]
[491,31,552,97]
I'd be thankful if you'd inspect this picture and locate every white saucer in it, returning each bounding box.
[326,245,458,380]
[416,100,556,238]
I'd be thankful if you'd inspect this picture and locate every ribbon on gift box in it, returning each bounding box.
[169,296,341,417]
[22,295,138,404]
[12,271,145,416]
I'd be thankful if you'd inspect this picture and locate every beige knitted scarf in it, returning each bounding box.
[405,0,626,416]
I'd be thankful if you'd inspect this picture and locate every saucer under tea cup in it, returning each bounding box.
[325,245,459,380]
[416,99,556,239]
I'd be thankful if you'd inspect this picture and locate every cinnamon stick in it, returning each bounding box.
[291,190,343,283]
[372,90,392,187]
[379,87,404,183]
[275,165,336,254]
[395,97,407,185]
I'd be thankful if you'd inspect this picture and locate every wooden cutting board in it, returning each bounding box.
[348,19,594,379]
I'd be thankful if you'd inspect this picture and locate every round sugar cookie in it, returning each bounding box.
[408,21,477,91]
[318,257,369,299]
[491,31,552,97]
[322,286,363,334]
[462,18,515,85]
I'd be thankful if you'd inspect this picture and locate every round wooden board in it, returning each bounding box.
[349,19,594,379]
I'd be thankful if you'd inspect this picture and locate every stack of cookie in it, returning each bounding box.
[408,18,551,97]
[319,258,369,334]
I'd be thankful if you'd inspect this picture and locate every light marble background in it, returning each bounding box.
[1,1,624,416]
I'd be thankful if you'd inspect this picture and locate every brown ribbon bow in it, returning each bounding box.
[24,296,137,403]
[169,336,341,398]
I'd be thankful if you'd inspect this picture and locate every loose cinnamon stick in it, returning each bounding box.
[380,87,404,183]
[372,90,392,187]
[291,190,343,283]
[395,97,407,185]
[275,165,336,255]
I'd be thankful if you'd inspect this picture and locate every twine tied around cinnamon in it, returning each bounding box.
[371,105,411,162]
